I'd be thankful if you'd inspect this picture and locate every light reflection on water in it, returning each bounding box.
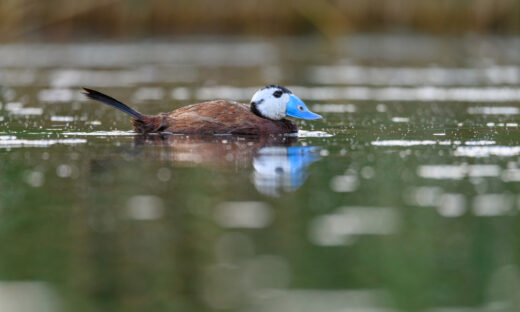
[0,136,86,148]
[0,42,277,67]
[32,85,520,104]
[310,206,400,246]
[2,35,520,311]
[310,65,520,86]
[0,281,60,312]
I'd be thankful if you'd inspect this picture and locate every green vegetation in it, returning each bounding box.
[2,0,520,41]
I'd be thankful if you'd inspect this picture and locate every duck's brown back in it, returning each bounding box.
[133,100,298,134]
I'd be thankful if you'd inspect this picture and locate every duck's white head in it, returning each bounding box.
[250,85,322,121]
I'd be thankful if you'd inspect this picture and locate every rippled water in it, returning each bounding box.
[2,35,520,311]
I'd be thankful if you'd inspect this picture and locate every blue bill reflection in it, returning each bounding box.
[253,146,321,196]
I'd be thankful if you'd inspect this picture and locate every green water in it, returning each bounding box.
[1,36,520,311]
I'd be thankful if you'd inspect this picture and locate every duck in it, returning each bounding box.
[82,85,321,134]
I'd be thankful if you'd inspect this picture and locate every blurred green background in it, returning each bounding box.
[2,0,520,41]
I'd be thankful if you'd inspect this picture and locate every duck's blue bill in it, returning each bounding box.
[286,94,322,120]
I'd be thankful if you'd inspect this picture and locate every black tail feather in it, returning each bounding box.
[82,88,144,120]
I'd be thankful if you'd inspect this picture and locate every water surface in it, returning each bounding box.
[1,35,520,311]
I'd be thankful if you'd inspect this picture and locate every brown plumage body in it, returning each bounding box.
[82,88,298,135]
[135,100,298,134]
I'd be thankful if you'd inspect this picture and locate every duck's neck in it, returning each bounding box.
[250,102,264,119]
[250,101,282,121]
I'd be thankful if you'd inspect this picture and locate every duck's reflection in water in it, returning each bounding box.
[135,134,321,196]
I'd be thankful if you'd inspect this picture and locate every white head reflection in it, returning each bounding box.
[252,146,321,197]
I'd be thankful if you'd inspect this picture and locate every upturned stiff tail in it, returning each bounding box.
[82,88,144,119]
[82,88,169,133]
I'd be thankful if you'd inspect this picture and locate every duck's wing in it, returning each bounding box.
[164,101,296,134]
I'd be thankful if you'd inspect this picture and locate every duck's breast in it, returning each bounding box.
[163,101,298,134]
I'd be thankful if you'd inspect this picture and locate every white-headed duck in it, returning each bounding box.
[82,85,321,134]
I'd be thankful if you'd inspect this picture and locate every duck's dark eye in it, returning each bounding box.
[273,90,283,98]
[298,105,304,111]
